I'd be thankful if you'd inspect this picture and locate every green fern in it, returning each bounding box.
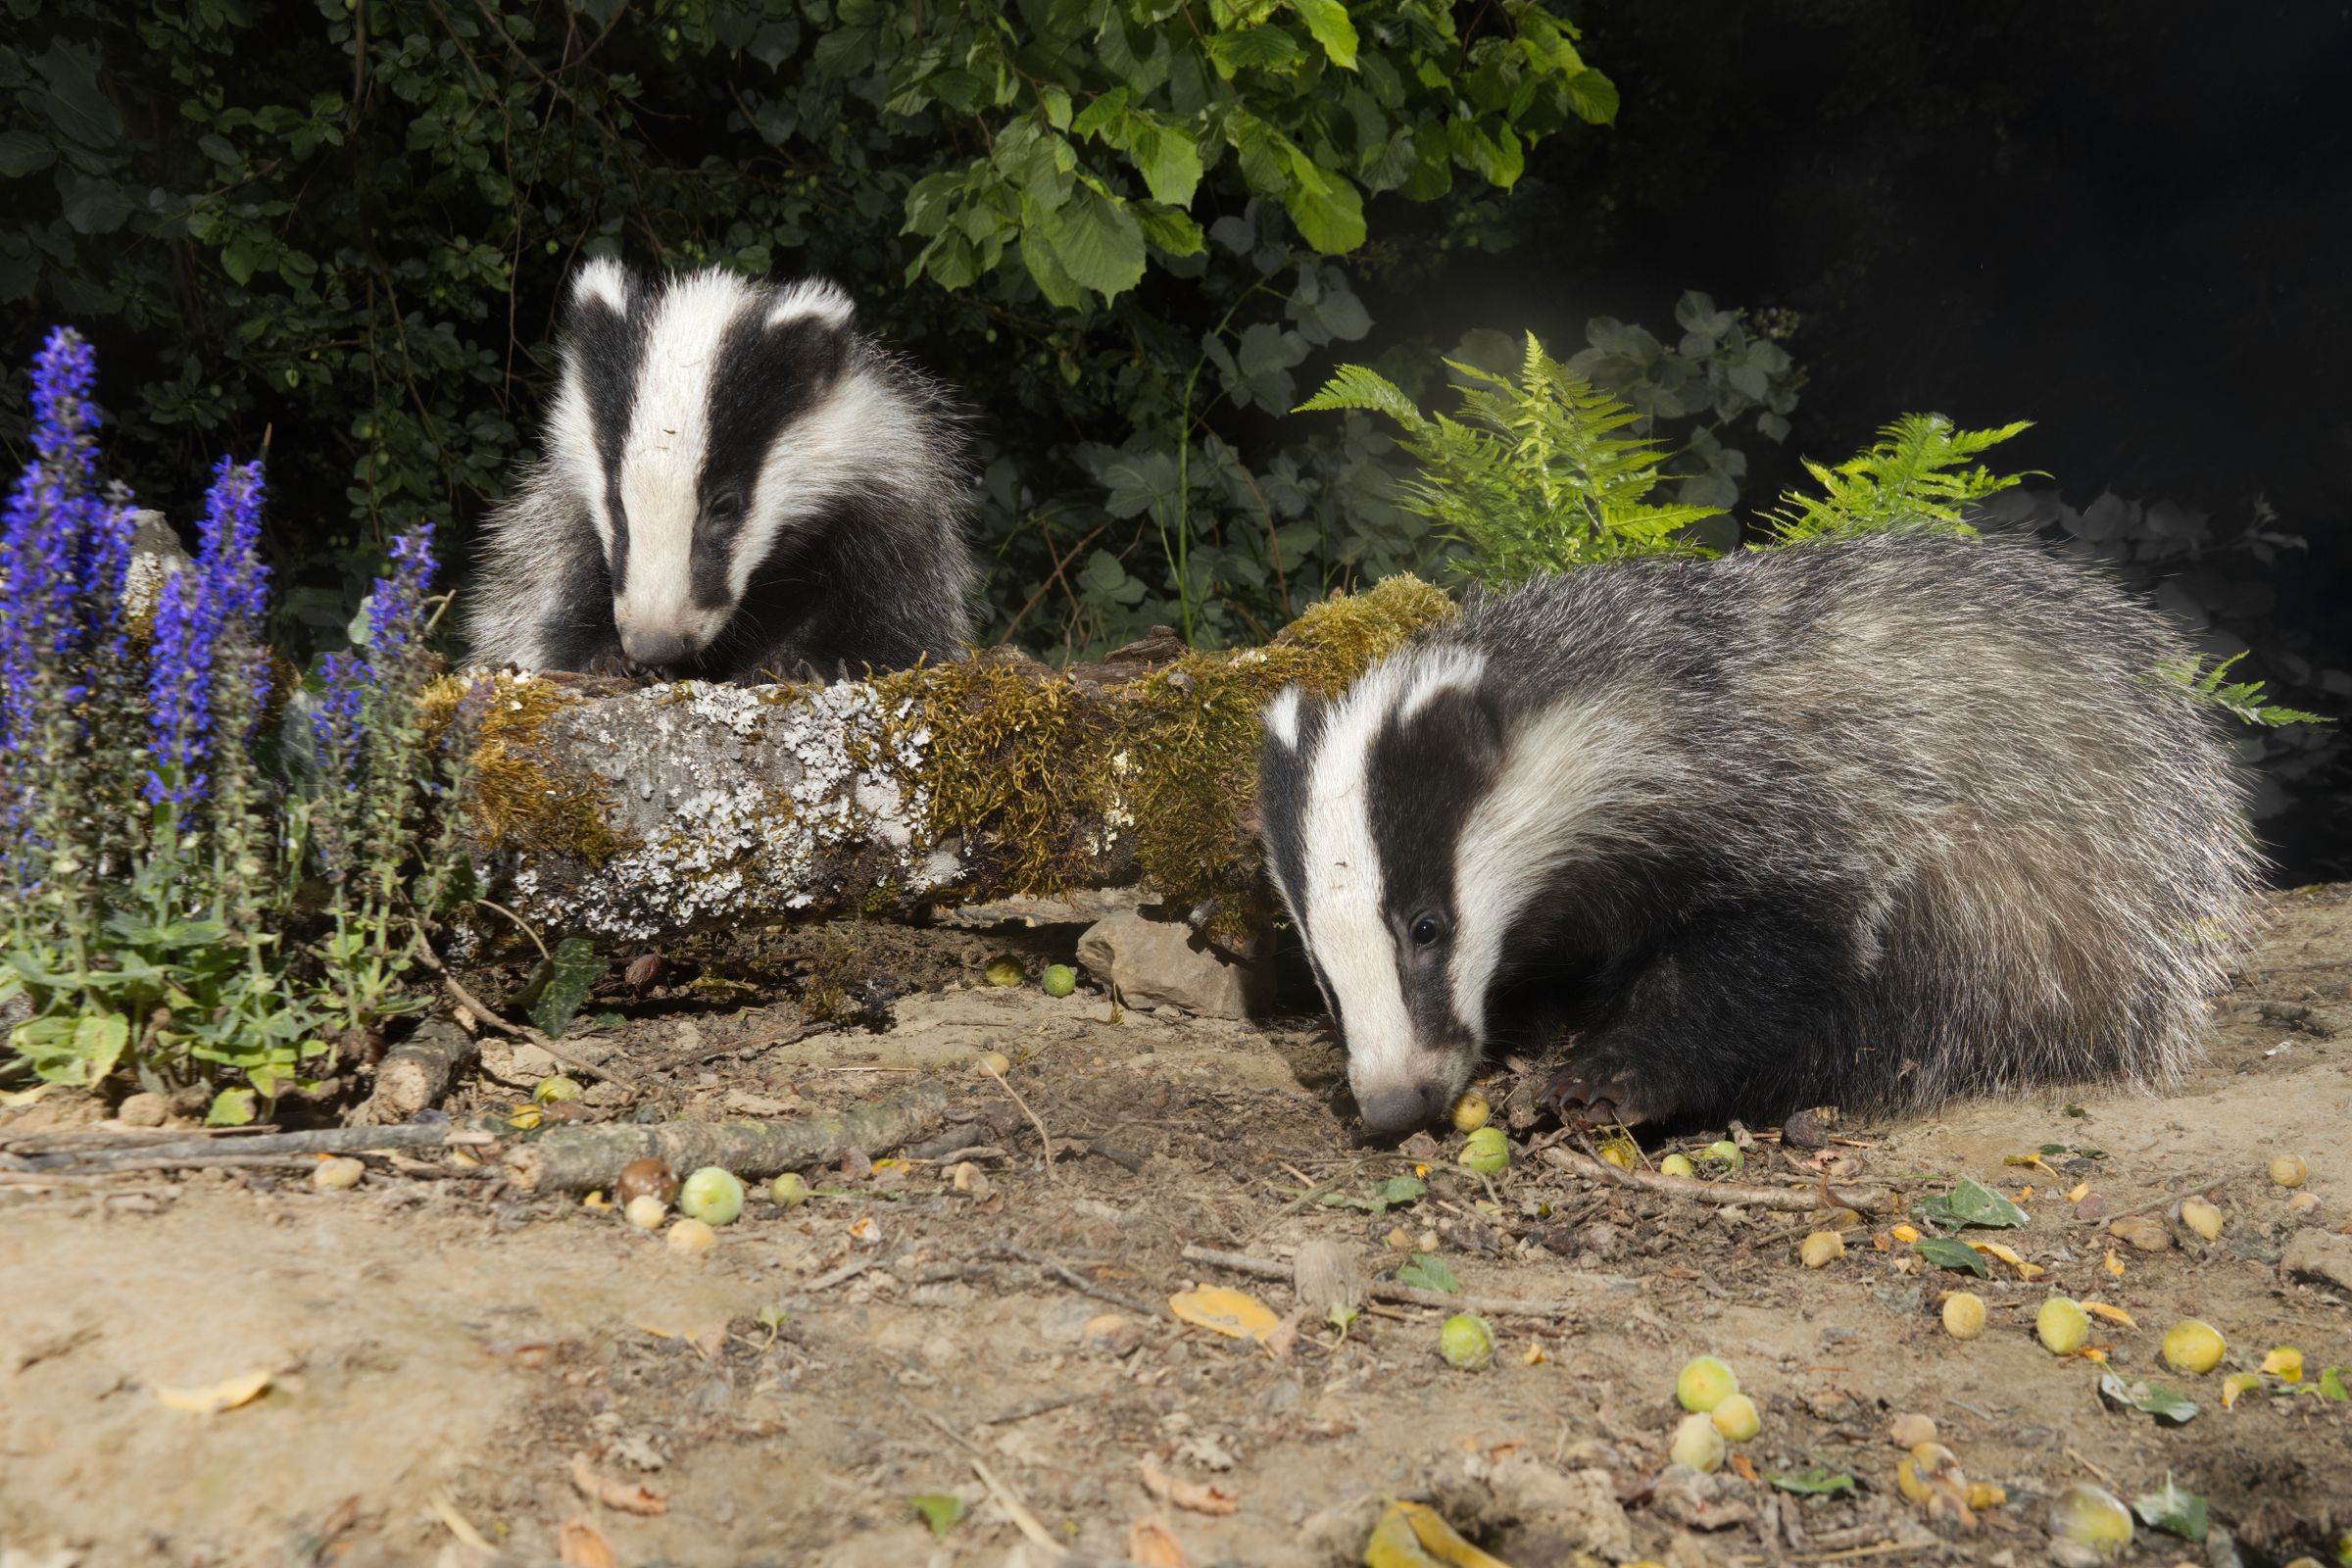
[1763,414,2037,544]
[2154,652,2330,728]
[1297,332,1723,588]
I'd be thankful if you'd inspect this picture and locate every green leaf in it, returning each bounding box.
[2317,1366,2348,1401]
[1205,26,1306,79]
[1136,206,1204,257]
[1769,1468,1856,1496]
[1560,68,1620,125]
[1128,122,1203,207]
[1288,0,1358,69]
[11,1012,130,1087]
[57,172,136,235]
[1281,170,1364,254]
[1394,1252,1458,1293]
[529,937,603,1040]
[1912,1177,2030,1230]
[908,1494,967,1538]
[2098,1372,2198,1426]
[206,1087,259,1126]
[1041,183,1146,301]
[2131,1475,2208,1543]
[1911,1237,1989,1277]
[0,129,55,178]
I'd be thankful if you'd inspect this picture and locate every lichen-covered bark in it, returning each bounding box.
[458,576,1455,944]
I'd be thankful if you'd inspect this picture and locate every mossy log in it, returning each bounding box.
[448,576,1455,946]
[501,1080,953,1193]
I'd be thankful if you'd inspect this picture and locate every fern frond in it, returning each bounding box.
[2152,654,2333,728]
[1763,414,2037,544]
[1294,365,1430,431]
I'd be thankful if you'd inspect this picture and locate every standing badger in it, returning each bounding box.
[466,260,976,682]
[1258,532,2259,1136]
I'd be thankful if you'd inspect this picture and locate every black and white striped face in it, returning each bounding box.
[549,260,869,670]
[1258,651,1506,1134]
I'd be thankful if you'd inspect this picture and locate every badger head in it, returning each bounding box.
[547,259,868,672]
[1259,649,1642,1136]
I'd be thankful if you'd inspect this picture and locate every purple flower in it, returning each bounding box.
[309,649,368,773]
[141,457,276,806]
[366,521,438,658]
[144,564,211,806]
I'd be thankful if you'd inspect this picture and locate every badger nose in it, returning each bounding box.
[1354,1083,1449,1137]
[619,628,691,669]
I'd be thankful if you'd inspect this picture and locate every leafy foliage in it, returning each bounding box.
[0,0,1618,661]
[1762,414,2036,543]
[2153,652,2329,728]
[1297,332,1724,588]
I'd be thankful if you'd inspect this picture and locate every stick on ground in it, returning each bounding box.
[501,1079,952,1192]
[1180,1244,1583,1319]
[1540,1146,1888,1214]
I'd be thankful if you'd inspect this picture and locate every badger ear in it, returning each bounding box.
[566,258,635,326]
[765,277,857,332]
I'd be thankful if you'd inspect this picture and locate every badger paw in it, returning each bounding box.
[1539,1067,1664,1129]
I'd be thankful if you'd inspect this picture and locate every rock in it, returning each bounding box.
[1292,1239,1368,1319]
[1482,1458,1637,1558]
[116,1093,169,1128]
[2108,1215,2175,1252]
[1075,909,1264,1019]
[2280,1229,2352,1292]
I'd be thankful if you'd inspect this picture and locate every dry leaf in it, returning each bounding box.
[1964,1239,2045,1280]
[2081,1301,2139,1330]
[1139,1458,1239,1516]
[557,1518,620,1568]
[2102,1247,2127,1278]
[155,1370,272,1414]
[1366,1500,1516,1567]
[1127,1520,1188,1567]
[1261,1309,1301,1361]
[2066,1180,2090,1202]
[1168,1287,1281,1344]
[569,1453,667,1516]
[1730,1450,1759,1484]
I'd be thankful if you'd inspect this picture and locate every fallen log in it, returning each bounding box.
[443,577,1453,946]
[500,1079,954,1193]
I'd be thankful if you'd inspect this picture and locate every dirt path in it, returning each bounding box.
[3,888,2347,1568]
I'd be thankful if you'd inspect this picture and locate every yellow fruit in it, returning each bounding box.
[2287,1192,2320,1217]
[311,1156,365,1191]
[533,1075,582,1103]
[975,1051,1011,1077]
[2047,1483,2133,1555]
[770,1172,810,1206]
[1967,1483,2006,1510]
[1458,1126,1510,1176]
[2161,1319,2226,1375]
[678,1166,746,1226]
[624,1195,667,1229]
[2269,1154,2308,1189]
[665,1217,716,1254]
[1710,1394,1760,1442]
[1670,1412,1725,1473]
[1941,1292,1986,1341]
[1799,1231,1845,1268]
[2036,1297,2091,1355]
[1659,1153,1694,1179]
[1439,1313,1494,1371]
[2180,1196,2223,1241]
[1449,1093,1491,1133]
[1675,1355,1740,1413]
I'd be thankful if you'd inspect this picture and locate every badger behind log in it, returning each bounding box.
[466,260,975,683]
[1257,532,2258,1136]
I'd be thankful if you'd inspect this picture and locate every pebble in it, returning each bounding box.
[312,1157,366,1191]
[117,1093,168,1128]
[2107,1215,2174,1252]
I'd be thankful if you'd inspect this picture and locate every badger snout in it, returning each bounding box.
[1352,1081,1454,1137]
[618,626,694,670]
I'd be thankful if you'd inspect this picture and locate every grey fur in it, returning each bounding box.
[466,263,976,683]
[1258,531,2260,1134]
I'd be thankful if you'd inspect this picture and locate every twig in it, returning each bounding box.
[803,1256,874,1293]
[2088,1167,2257,1226]
[981,1059,1055,1183]
[412,939,641,1090]
[1,1153,348,1179]
[988,1246,1159,1316]
[1728,1543,1925,1567]
[905,1404,1069,1559]
[466,897,550,962]
[2065,1446,2121,1490]
[1540,1147,1887,1214]
[658,1019,826,1073]
[13,1123,494,1172]
[1180,1244,1582,1319]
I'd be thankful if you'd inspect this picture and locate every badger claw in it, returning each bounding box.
[1539,1067,1658,1129]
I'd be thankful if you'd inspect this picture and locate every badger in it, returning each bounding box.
[466,260,976,682]
[1257,532,2260,1136]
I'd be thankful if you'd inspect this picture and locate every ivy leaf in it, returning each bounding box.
[529,937,604,1040]
[1912,1237,1990,1277]
[1205,26,1305,79]
[1394,1253,1458,1293]
[1288,0,1359,69]
[1281,169,1364,254]
[1769,1468,1856,1496]
[1912,1177,2030,1230]
[1042,182,1146,301]
[908,1494,967,1538]
[1127,122,1203,207]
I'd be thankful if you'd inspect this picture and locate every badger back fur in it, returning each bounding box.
[1257,532,2259,1136]
[466,260,976,682]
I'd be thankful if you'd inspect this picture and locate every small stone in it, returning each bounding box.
[2073,1193,2109,1222]
[312,1156,365,1191]
[1074,910,1263,1019]
[117,1093,169,1128]
[1082,1313,1146,1355]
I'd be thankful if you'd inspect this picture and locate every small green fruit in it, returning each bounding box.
[1439,1313,1494,1370]
[2036,1297,2091,1355]
[771,1172,810,1207]
[1676,1355,1740,1413]
[1459,1126,1509,1176]
[984,956,1024,987]
[1710,1393,1760,1442]
[1659,1152,1694,1178]
[679,1166,746,1226]
[533,1076,582,1103]
[1040,964,1076,998]
[1670,1412,1726,1472]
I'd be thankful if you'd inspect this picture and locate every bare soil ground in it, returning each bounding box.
[3,888,2348,1568]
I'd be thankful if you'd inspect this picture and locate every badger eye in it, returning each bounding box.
[1409,912,1445,949]
[704,491,744,528]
